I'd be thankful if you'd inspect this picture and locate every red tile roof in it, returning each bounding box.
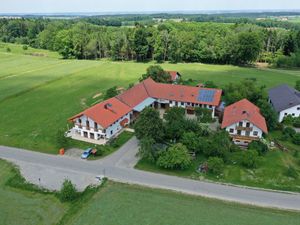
[69,97,131,129]
[166,71,180,81]
[143,78,222,106]
[70,78,222,128]
[221,99,268,134]
[116,82,149,108]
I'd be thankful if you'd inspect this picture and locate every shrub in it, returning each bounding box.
[207,157,224,175]
[292,133,300,145]
[248,141,268,155]
[241,150,259,168]
[157,143,191,170]
[195,107,213,123]
[58,179,78,202]
[286,166,298,179]
[282,127,296,138]
[22,45,28,50]
[6,47,11,52]
[56,129,69,148]
[95,145,106,156]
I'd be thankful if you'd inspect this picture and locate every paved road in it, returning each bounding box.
[1,138,300,211]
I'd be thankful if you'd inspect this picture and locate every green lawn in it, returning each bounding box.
[1,42,300,153]
[64,181,300,225]
[0,159,68,225]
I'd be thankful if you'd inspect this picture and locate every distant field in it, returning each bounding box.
[0,159,67,225]
[0,43,300,153]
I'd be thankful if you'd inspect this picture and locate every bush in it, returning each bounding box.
[241,150,259,168]
[157,143,191,170]
[283,127,296,138]
[95,145,106,156]
[248,141,268,155]
[292,133,300,145]
[207,157,224,175]
[6,47,11,52]
[56,129,69,148]
[286,166,298,179]
[58,179,78,202]
[195,107,213,123]
[22,45,28,50]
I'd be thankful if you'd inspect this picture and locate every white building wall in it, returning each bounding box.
[73,112,131,140]
[105,113,131,139]
[278,104,300,122]
[225,120,263,138]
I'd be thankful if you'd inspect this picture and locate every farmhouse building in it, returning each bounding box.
[166,71,182,83]
[69,77,222,144]
[221,99,268,146]
[268,84,300,122]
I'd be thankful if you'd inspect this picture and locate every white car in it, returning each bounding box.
[95,175,105,183]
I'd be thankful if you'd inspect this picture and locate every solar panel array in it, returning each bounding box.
[197,90,216,103]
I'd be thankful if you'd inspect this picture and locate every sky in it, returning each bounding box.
[0,0,300,14]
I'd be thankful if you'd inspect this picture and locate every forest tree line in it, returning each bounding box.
[1,18,300,66]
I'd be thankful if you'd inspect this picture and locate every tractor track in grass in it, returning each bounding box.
[0,60,71,80]
[0,63,102,104]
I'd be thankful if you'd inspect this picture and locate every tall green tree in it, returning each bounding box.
[134,107,164,142]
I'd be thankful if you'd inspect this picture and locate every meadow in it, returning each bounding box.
[1,42,300,153]
[1,159,300,225]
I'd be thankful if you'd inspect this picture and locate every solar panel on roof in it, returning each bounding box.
[197,90,216,103]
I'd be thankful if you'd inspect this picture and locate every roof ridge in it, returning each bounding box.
[142,79,152,98]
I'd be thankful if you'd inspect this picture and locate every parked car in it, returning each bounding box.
[81,148,93,159]
[95,175,105,183]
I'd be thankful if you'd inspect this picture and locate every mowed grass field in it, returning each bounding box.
[1,43,300,153]
[65,182,300,225]
[1,159,300,225]
[0,160,67,225]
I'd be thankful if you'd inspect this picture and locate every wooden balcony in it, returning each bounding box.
[236,126,253,132]
[231,134,259,141]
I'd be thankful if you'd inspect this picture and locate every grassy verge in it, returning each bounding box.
[89,131,134,160]
[136,147,300,192]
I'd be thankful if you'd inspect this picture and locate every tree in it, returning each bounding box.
[195,108,213,123]
[234,31,263,64]
[283,34,297,56]
[180,132,200,153]
[157,143,191,170]
[104,86,118,100]
[134,107,164,142]
[203,131,232,158]
[164,107,186,140]
[257,99,278,131]
[207,157,224,175]
[140,65,171,83]
[58,179,78,202]
[134,26,149,61]
[138,137,157,162]
[292,133,300,145]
